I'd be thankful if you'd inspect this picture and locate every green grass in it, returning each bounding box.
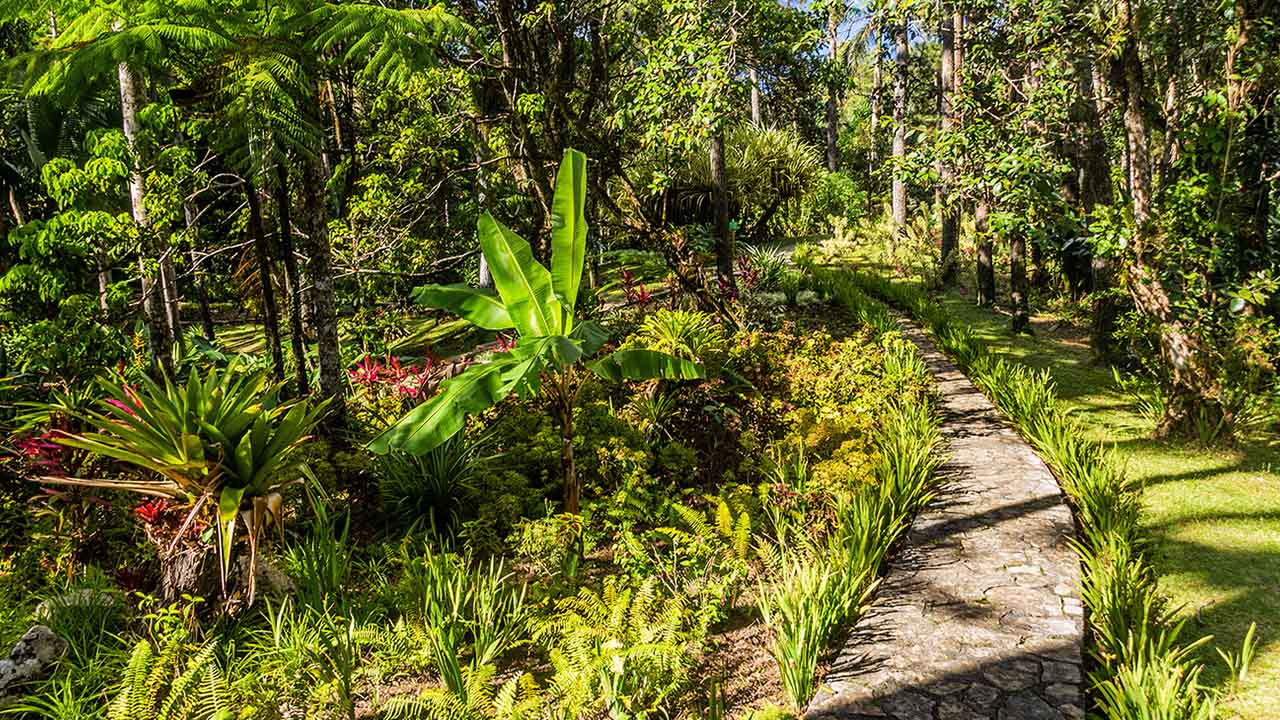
[929,289,1280,719]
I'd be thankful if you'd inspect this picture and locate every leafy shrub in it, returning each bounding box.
[739,244,790,291]
[52,361,327,602]
[512,512,584,585]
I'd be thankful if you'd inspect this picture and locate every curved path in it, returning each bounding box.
[806,319,1085,720]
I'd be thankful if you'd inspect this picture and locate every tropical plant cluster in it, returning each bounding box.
[0,228,944,719]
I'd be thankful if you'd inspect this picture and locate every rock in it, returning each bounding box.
[34,588,120,621]
[0,626,68,705]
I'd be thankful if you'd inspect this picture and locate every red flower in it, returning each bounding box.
[15,433,66,475]
[496,333,518,353]
[133,498,169,525]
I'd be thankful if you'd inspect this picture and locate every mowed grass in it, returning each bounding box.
[928,289,1280,719]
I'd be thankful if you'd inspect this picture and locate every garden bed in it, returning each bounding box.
[1,264,942,720]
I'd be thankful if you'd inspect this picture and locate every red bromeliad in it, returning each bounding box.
[349,353,434,399]
[622,268,652,307]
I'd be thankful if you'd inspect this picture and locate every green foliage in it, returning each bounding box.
[537,578,694,719]
[383,664,543,720]
[371,149,702,458]
[107,637,232,720]
[636,309,727,365]
[52,361,327,600]
[512,512,584,586]
[396,545,529,670]
[376,433,484,530]
[283,500,353,612]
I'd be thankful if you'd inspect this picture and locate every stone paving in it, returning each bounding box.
[805,320,1085,720]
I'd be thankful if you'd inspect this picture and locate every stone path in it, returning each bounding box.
[806,320,1085,720]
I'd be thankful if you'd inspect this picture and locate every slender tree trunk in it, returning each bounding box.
[558,376,578,514]
[891,17,909,242]
[1010,232,1029,332]
[939,6,958,284]
[825,6,841,172]
[247,181,285,382]
[301,157,346,424]
[95,248,110,314]
[1073,59,1119,356]
[1113,0,1219,435]
[749,67,762,126]
[273,166,309,396]
[159,251,182,352]
[115,30,172,376]
[868,23,883,212]
[710,127,735,295]
[184,199,215,341]
[975,195,995,306]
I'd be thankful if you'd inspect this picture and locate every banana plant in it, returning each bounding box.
[369,149,703,513]
[49,361,327,604]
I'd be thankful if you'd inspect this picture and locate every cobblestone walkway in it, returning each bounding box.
[806,320,1085,720]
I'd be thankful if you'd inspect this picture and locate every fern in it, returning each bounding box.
[537,578,693,719]
[107,637,230,720]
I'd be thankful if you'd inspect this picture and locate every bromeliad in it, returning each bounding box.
[47,361,327,605]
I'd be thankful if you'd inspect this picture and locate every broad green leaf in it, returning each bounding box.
[589,349,705,382]
[412,283,514,330]
[546,335,584,370]
[550,148,588,318]
[570,320,610,356]
[368,361,511,455]
[496,339,553,399]
[478,212,561,337]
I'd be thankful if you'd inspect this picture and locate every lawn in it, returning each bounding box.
[926,289,1280,719]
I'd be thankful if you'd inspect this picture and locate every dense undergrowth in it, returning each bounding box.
[0,260,943,719]
[844,269,1257,719]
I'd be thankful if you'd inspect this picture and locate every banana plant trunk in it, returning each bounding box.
[556,372,579,514]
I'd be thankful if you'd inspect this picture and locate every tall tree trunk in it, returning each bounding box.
[1073,59,1119,356]
[1113,0,1219,435]
[273,165,309,396]
[300,157,346,424]
[975,195,995,306]
[749,67,762,126]
[246,180,285,382]
[891,17,909,243]
[939,6,958,285]
[825,6,841,172]
[115,30,172,376]
[159,250,182,353]
[1010,231,1029,332]
[710,128,735,294]
[184,199,215,341]
[868,23,883,213]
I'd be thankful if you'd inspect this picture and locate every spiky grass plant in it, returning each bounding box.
[839,268,1258,719]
